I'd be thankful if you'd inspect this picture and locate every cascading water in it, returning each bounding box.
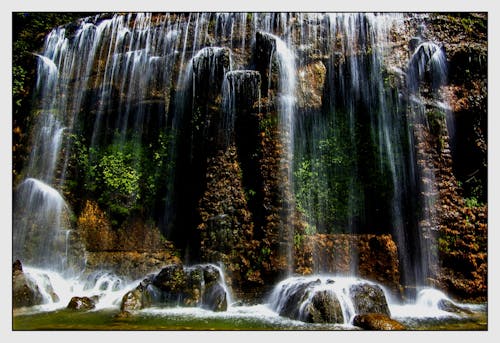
[405,26,451,293]
[290,13,423,287]
[12,12,484,329]
[13,44,82,275]
[268,276,390,325]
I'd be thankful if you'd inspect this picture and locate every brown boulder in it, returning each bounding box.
[67,296,97,311]
[120,281,152,312]
[353,313,406,330]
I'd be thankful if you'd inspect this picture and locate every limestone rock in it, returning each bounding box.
[438,299,473,315]
[201,283,228,312]
[152,264,187,295]
[276,279,320,320]
[297,61,326,110]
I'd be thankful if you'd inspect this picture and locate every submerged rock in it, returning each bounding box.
[438,299,473,315]
[114,310,132,320]
[353,313,406,330]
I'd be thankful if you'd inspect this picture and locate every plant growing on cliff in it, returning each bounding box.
[93,146,142,224]
[64,130,174,226]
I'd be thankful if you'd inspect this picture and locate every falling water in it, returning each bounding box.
[13,178,74,272]
[13,13,466,320]
[256,31,298,271]
[291,14,418,282]
[406,34,450,291]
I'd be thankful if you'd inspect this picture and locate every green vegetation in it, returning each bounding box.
[97,147,142,218]
[464,197,483,208]
[66,131,174,226]
[293,104,401,234]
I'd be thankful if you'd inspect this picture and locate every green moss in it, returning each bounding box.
[426,108,446,136]
[464,197,483,208]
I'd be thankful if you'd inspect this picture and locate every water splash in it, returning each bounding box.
[268,275,391,325]
[18,267,136,313]
[390,288,462,319]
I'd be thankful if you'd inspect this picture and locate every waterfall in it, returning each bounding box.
[274,34,297,273]
[13,178,74,272]
[405,34,450,291]
[291,14,416,280]
[14,13,461,308]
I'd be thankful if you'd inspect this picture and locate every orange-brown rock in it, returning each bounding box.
[353,313,406,330]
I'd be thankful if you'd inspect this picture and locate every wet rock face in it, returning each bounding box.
[192,47,231,103]
[349,283,391,316]
[296,61,327,111]
[254,31,278,96]
[201,282,228,312]
[437,299,473,315]
[12,260,44,308]
[152,264,187,295]
[353,313,406,330]
[271,277,393,324]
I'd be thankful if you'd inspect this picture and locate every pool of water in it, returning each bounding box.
[13,303,487,331]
